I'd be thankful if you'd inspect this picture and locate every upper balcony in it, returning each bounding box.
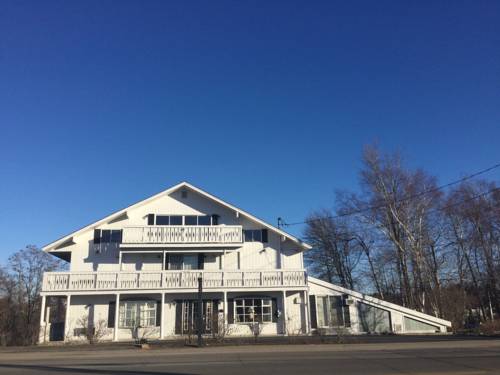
[121,225,243,247]
[41,270,307,293]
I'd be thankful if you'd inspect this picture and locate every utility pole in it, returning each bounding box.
[197,276,203,347]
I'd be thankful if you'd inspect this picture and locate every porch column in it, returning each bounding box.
[160,293,165,339]
[64,294,71,341]
[113,293,120,342]
[282,290,287,335]
[39,295,46,326]
[223,291,228,326]
[303,290,310,334]
[39,295,47,344]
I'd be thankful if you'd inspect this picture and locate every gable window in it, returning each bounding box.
[94,229,122,244]
[243,229,268,243]
[118,301,156,328]
[155,215,183,225]
[235,298,272,323]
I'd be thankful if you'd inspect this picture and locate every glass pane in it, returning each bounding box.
[185,216,197,225]
[170,216,183,225]
[101,230,111,243]
[183,255,198,270]
[244,230,253,242]
[169,255,183,270]
[253,230,262,242]
[198,216,211,225]
[110,230,122,243]
[155,215,170,225]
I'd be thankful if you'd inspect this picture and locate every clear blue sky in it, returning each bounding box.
[1,1,499,261]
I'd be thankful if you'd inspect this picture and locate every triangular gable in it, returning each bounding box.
[43,181,311,251]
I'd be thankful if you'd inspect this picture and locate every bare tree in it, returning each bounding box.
[0,245,64,345]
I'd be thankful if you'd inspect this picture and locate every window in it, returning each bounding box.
[316,295,350,328]
[235,298,272,323]
[94,229,122,244]
[185,215,198,225]
[358,302,390,333]
[198,215,211,225]
[168,254,201,270]
[243,229,268,243]
[119,301,156,328]
[404,317,438,332]
[170,216,183,225]
[153,215,215,226]
[155,215,170,225]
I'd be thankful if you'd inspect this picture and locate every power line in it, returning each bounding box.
[282,162,500,227]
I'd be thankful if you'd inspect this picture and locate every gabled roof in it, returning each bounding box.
[43,181,312,251]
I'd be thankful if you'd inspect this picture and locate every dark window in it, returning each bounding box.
[155,215,170,225]
[211,214,219,225]
[110,230,122,243]
[101,230,111,243]
[243,229,267,243]
[198,215,211,225]
[244,230,253,242]
[184,216,197,225]
[147,214,155,225]
[94,229,101,244]
[98,229,122,244]
[261,229,268,243]
[170,215,183,225]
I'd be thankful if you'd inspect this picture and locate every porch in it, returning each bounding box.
[39,289,310,343]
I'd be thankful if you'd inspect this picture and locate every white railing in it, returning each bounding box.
[42,270,307,292]
[122,225,243,244]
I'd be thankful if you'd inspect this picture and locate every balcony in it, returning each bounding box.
[121,225,243,246]
[42,270,307,293]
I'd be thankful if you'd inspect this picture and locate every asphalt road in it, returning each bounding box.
[0,339,499,375]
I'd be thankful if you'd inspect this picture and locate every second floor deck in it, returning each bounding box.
[121,225,243,246]
[42,269,307,294]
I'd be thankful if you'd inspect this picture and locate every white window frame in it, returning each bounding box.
[234,298,272,324]
[119,301,157,328]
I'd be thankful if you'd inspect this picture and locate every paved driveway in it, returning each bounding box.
[0,339,499,374]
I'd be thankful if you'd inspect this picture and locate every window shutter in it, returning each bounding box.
[147,214,155,225]
[272,298,278,323]
[198,254,205,270]
[108,301,116,328]
[175,300,182,335]
[309,295,317,329]
[94,229,101,244]
[261,229,268,243]
[227,299,234,324]
[156,300,162,327]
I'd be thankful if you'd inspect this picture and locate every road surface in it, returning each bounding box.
[0,339,499,374]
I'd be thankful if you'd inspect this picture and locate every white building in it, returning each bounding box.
[39,182,451,343]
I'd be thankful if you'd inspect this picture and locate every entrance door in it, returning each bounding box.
[176,300,218,335]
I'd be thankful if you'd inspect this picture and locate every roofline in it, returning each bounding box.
[43,181,311,251]
[308,276,452,327]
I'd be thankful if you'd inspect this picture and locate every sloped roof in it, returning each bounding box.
[308,276,452,327]
[43,181,311,251]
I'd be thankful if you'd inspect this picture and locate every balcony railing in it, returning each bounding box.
[122,225,243,245]
[42,270,307,292]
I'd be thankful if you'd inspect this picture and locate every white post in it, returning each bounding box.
[39,295,47,344]
[113,294,120,342]
[118,251,123,271]
[282,290,287,335]
[160,293,165,339]
[223,291,228,327]
[64,295,71,341]
[39,295,46,326]
[303,290,310,334]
